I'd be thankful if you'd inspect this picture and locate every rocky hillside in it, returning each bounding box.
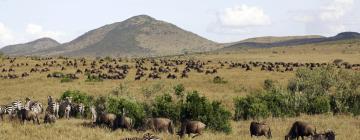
[0,38,60,56]
[34,15,220,57]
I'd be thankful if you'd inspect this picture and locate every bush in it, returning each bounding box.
[105,96,146,128]
[149,93,181,123]
[85,75,103,82]
[173,84,185,99]
[60,90,94,106]
[264,79,277,90]
[307,95,331,114]
[181,91,232,133]
[61,76,73,83]
[213,76,227,84]
[234,94,270,120]
[60,90,94,118]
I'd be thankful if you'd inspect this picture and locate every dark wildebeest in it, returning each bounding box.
[285,121,316,140]
[96,112,117,129]
[312,130,335,140]
[114,109,134,131]
[145,117,174,134]
[177,120,206,138]
[250,121,272,139]
[19,108,40,125]
[44,113,56,124]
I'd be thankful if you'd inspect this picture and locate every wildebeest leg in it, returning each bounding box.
[36,117,40,125]
[192,133,202,138]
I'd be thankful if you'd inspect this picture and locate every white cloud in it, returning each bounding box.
[208,4,271,34]
[218,5,271,28]
[293,0,355,36]
[320,0,354,21]
[26,23,64,39]
[0,22,14,46]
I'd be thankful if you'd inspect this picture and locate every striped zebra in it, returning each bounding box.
[3,100,23,119]
[47,96,59,118]
[30,102,43,115]
[0,105,6,120]
[120,133,161,140]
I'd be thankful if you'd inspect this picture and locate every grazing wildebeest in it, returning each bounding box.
[312,130,335,140]
[145,117,174,134]
[19,108,40,125]
[285,121,316,140]
[177,120,206,138]
[114,109,134,131]
[96,112,117,129]
[44,113,56,124]
[250,121,272,139]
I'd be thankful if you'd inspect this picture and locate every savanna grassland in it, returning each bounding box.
[0,40,360,140]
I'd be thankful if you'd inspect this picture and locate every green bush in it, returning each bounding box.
[61,76,73,83]
[264,79,277,90]
[234,94,270,120]
[60,90,94,106]
[105,96,145,128]
[181,91,232,133]
[307,95,331,114]
[85,75,103,82]
[173,84,185,99]
[213,76,227,84]
[149,93,181,123]
[60,90,94,118]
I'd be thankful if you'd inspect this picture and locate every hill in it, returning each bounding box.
[0,38,60,56]
[220,32,360,51]
[34,15,220,57]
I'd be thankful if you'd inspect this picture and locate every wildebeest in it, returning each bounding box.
[19,108,40,125]
[144,117,174,134]
[285,121,316,140]
[177,120,206,138]
[312,130,335,140]
[250,121,272,139]
[96,112,117,129]
[114,109,134,131]
[44,113,56,124]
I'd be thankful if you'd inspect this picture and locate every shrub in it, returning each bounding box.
[149,93,181,122]
[213,76,227,84]
[105,96,145,128]
[264,79,277,90]
[85,75,103,82]
[307,95,331,114]
[181,91,232,133]
[61,76,73,83]
[60,90,94,106]
[173,84,185,99]
[60,90,94,118]
[234,94,270,120]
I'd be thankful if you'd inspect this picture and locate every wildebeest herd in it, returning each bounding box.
[0,56,346,139]
[0,56,359,80]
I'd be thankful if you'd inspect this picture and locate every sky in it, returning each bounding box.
[0,0,359,48]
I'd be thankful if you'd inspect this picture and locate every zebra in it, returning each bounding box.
[0,105,6,121]
[9,100,22,114]
[47,96,59,118]
[30,102,43,115]
[120,133,161,140]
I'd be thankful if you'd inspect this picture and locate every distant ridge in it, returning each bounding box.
[0,38,60,56]
[220,32,360,51]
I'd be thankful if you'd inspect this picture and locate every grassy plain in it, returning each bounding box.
[0,40,360,140]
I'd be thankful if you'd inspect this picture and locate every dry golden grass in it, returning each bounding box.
[0,41,360,139]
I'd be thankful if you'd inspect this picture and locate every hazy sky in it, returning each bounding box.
[0,0,359,47]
